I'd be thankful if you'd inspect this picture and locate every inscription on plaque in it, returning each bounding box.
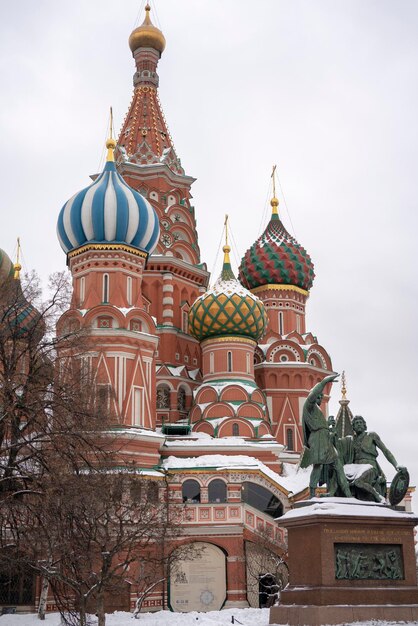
[334,543,404,580]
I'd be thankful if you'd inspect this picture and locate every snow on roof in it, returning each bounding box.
[111,427,165,440]
[279,463,310,495]
[193,379,258,398]
[161,454,305,495]
[116,306,135,315]
[280,498,418,521]
[188,368,200,380]
[163,433,280,449]
[167,365,186,376]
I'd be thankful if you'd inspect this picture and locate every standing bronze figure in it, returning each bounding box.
[300,374,351,498]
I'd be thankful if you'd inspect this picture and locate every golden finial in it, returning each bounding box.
[271,165,279,216]
[13,237,22,280]
[223,214,231,259]
[128,2,166,54]
[221,215,235,280]
[106,107,116,162]
[341,370,347,400]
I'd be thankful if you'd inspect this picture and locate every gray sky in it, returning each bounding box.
[0,1,417,497]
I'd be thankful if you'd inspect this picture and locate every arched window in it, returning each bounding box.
[242,482,283,518]
[227,351,233,373]
[286,428,294,451]
[208,479,227,503]
[177,388,186,411]
[103,273,109,303]
[232,423,240,437]
[246,352,251,374]
[182,310,188,332]
[182,479,200,503]
[0,553,35,605]
[157,387,170,409]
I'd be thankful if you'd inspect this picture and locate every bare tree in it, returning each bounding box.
[0,271,114,619]
[30,473,177,626]
[244,531,288,608]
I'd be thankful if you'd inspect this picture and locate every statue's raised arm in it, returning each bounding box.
[301,373,351,498]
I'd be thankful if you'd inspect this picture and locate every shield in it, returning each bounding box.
[389,468,410,506]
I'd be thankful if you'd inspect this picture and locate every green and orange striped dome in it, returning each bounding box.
[189,245,267,342]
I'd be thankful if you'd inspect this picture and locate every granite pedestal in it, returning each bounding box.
[270,498,418,625]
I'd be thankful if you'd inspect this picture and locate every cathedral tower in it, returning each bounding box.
[116,5,209,427]
[56,135,163,466]
[239,178,334,453]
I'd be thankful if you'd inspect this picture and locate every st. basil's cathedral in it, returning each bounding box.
[2,4,403,616]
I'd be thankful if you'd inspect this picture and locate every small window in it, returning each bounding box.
[127,276,133,306]
[278,311,284,335]
[232,423,239,437]
[182,310,189,333]
[148,481,159,503]
[98,316,112,329]
[286,428,294,451]
[130,481,142,501]
[280,354,288,362]
[79,276,85,305]
[103,273,109,303]
[209,352,214,374]
[296,314,301,334]
[157,387,170,409]
[177,388,186,412]
[208,479,227,503]
[133,387,143,425]
[182,479,200,503]
[97,384,111,413]
[246,352,251,374]
[175,352,180,361]
[130,319,142,332]
[227,351,233,373]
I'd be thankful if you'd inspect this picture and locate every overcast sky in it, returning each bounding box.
[0,1,417,498]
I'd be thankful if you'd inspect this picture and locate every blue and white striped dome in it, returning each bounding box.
[57,157,160,255]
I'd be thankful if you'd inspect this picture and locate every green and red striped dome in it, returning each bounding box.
[238,205,315,292]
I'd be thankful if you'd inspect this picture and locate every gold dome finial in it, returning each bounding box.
[341,370,347,400]
[106,107,116,162]
[271,165,279,216]
[13,237,22,280]
[129,3,166,54]
[223,214,231,259]
[221,215,235,281]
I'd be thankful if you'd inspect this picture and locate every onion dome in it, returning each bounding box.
[129,4,166,54]
[0,243,42,339]
[57,136,160,256]
[189,242,267,342]
[0,248,14,283]
[238,197,315,292]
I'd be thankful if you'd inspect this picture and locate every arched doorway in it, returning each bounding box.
[169,542,226,612]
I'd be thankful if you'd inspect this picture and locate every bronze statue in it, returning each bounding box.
[300,374,351,498]
[339,415,407,503]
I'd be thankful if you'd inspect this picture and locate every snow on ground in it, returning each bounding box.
[3,609,418,626]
